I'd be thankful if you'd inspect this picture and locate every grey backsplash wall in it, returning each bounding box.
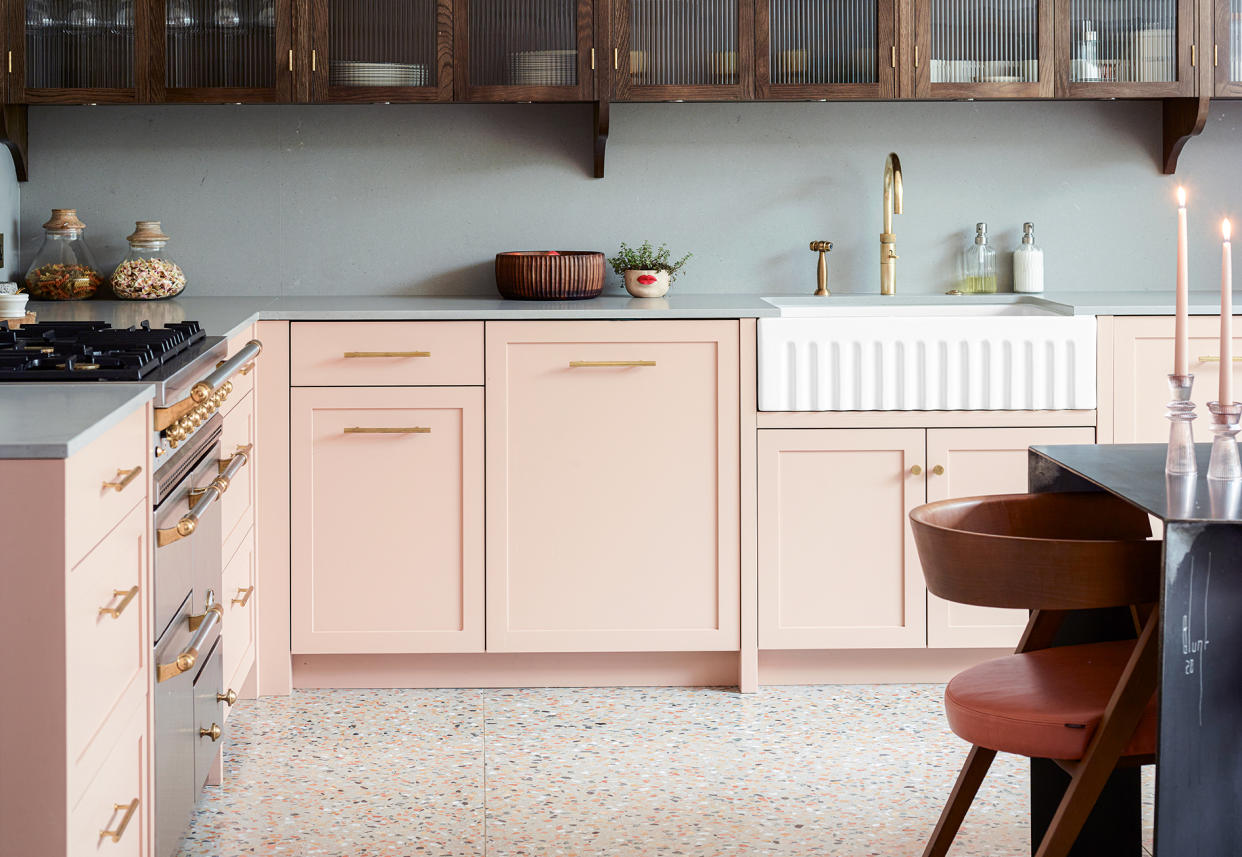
[15,99,1242,297]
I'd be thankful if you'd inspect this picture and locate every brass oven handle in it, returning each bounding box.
[156,598,223,683]
[101,466,142,493]
[200,723,222,742]
[99,798,139,844]
[568,360,657,368]
[1198,355,1242,362]
[98,586,139,619]
[232,586,255,607]
[218,688,238,706]
[157,481,224,547]
[214,445,251,491]
[192,340,262,403]
[344,426,431,434]
[154,339,261,431]
[343,351,431,358]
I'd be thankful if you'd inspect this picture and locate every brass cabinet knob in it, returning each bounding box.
[932,464,945,476]
[218,689,238,707]
[199,723,222,742]
[910,464,923,476]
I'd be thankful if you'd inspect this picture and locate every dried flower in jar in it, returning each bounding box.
[111,257,187,300]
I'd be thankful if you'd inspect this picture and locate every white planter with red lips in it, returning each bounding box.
[622,269,670,298]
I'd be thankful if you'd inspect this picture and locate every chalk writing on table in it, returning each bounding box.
[1181,554,1213,727]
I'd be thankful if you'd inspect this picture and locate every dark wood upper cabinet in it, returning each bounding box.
[454,0,595,101]
[612,0,754,100]
[307,0,452,102]
[912,0,1054,98]
[1056,0,1195,96]
[1213,0,1242,94]
[755,0,896,99]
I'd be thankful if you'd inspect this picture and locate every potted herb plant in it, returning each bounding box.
[607,241,692,298]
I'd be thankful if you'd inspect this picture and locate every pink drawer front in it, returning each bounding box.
[66,405,149,567]
[219,390,256,549]
[69,705,146,857]
[291,322,484,387]
[221,526,256,697]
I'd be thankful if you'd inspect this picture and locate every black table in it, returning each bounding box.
[1029,443,1242,857]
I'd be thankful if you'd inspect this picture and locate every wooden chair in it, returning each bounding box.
[909,491,1163,857]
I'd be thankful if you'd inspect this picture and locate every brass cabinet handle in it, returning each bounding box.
[932,465,945,476]
[157,599,223,683]
[218,688,238,707]
[1215,44,1220,67]
[342,350,430,358]
[614,48,619,69]
[288,49,293,72]
[914,45,920,67]
[890,45,896,69]
[590,48,596,70]
[312,49,317,72]
[232,586,255,607]
[1198,355,1242,362]
[7,51,12,74]
[344,426,430,434]
[157,481,224,547]
[1191,44,1197,67]
[568,360,656,368]
[99,798,139,844]
[199,723,222,742]
[910,464,923,476]
[99,586,139,619]
[102,466,142,493]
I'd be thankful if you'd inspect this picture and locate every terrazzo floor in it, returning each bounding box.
[177,685,1155,857]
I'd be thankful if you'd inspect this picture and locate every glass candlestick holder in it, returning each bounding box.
[1207,401,1242,481]
[1166,374,1198,475]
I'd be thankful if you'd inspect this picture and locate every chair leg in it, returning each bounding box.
[922,745,997,857]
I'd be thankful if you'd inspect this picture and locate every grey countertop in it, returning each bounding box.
[0,384,154,459]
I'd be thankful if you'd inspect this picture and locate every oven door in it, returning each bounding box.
[154,594,197,857]
[193,636,225,790]
[153,443,223,643]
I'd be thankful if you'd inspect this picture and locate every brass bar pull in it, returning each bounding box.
[1198,355,1242,362]
[891,46,896,69]
[1191,44,1197,66]
[157,482,223,547]
[568,360,657,368]
[910,464,923,476]
[312,49,317,72]
[157,598,223,683]
[218,689,238,706]
[7,51,11,74]
[102,465,142,493]
[614,48,619,70]
[931,464,945,476]
[288,49,294,72]
[199,723,222,742]
[914,46,920,68]
[99,586,139,619]
[342,350,430,358]
[591,48,596,70]
[344,426,431,434]
[1215,44,1220,67]
[232,586,255,607]
[99,798,139,844]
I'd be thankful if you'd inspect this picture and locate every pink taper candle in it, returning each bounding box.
[1222,219,1234,405]
[1175,186,1190,376]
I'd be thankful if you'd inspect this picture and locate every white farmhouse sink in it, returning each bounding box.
[758,298,1096,412]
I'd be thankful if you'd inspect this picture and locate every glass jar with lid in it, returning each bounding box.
[25,209,106,300]
[110,221,187,300]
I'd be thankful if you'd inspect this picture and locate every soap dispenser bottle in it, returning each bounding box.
[959,222,997,294]
[1013,222,1044,293]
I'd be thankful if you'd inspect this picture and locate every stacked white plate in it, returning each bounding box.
[508,50,576,86]
[330,61,429,87]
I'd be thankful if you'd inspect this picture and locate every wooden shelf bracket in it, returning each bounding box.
[1161,96,1209,176]
[593,98,609,179]
[0,105,28,182]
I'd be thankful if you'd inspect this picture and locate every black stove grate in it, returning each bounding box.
[0,320,207,381]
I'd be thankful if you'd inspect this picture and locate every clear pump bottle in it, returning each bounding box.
[1013,222,1045,293]
[959,222,997,294]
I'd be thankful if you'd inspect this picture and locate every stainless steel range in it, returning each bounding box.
[0,319,261,857]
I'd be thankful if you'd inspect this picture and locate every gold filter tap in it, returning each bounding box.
[881,152,903,296]
[809,241,832,296]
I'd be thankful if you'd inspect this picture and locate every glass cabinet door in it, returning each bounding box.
[310,0,451,102]
[456,0,595,101]
[914,0,1052,97]
[756,0,896,98]
[1213,0,1241,94]
[1063,0,1193,95]
[161,0,293,101]
[613,0,753,100]
[9,0,144,101]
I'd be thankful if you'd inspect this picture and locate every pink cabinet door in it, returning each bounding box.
[1112,315,1241,442]
[290,387,484,653]
[485,321,741,653]
[924,426,1095,649]
[758,429,927,649]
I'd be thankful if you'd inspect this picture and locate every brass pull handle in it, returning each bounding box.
[614,48,619,70]
[99,586,139,619]
[312,49,317,72]
[590,48,595,70]
[102,466,142,493]
[1198,355,1242,362]
[931,465,945,476]
[1215,44,1219,67]
[199,723,222,742]
[157,599,223,683]
[219,443,254,476]
[344,426,431,434]
[342,351,430,358]
[288,49,293,72]
[1191,44,1197,67]
[8,51,12,74]
[568,360,657,368]
[157,481,224,547]
[910,464,923,476]
[99,798,139,844]
[218,688,238,707]
[232,586,255,607]
[914,45,919,68]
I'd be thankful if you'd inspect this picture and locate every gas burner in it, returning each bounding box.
[0,320,207,381]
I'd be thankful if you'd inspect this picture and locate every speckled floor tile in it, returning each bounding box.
[176,685,1155,857]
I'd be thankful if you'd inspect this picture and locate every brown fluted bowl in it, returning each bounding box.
[495,251,606,300]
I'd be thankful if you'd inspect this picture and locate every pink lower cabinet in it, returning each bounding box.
[758,429,927,649]
[290,387,484,653]
[485,321,741,653]
[923,426,1095,648]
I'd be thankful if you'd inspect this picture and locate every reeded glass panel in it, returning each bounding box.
[768,0,877,85]
[929,0,1038,83]
[329,0,436,87]
[1232,0,1242,82]
[630,0,739,87]
[166,0,277,89]
[1069,0,1176,82]
[469,0,578,87]
[25,0,135,88]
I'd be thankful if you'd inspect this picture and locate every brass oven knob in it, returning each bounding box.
[217,689,238,707]
[199,723,222,742]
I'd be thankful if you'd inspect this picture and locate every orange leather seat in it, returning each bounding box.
[945,640,1158,761]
